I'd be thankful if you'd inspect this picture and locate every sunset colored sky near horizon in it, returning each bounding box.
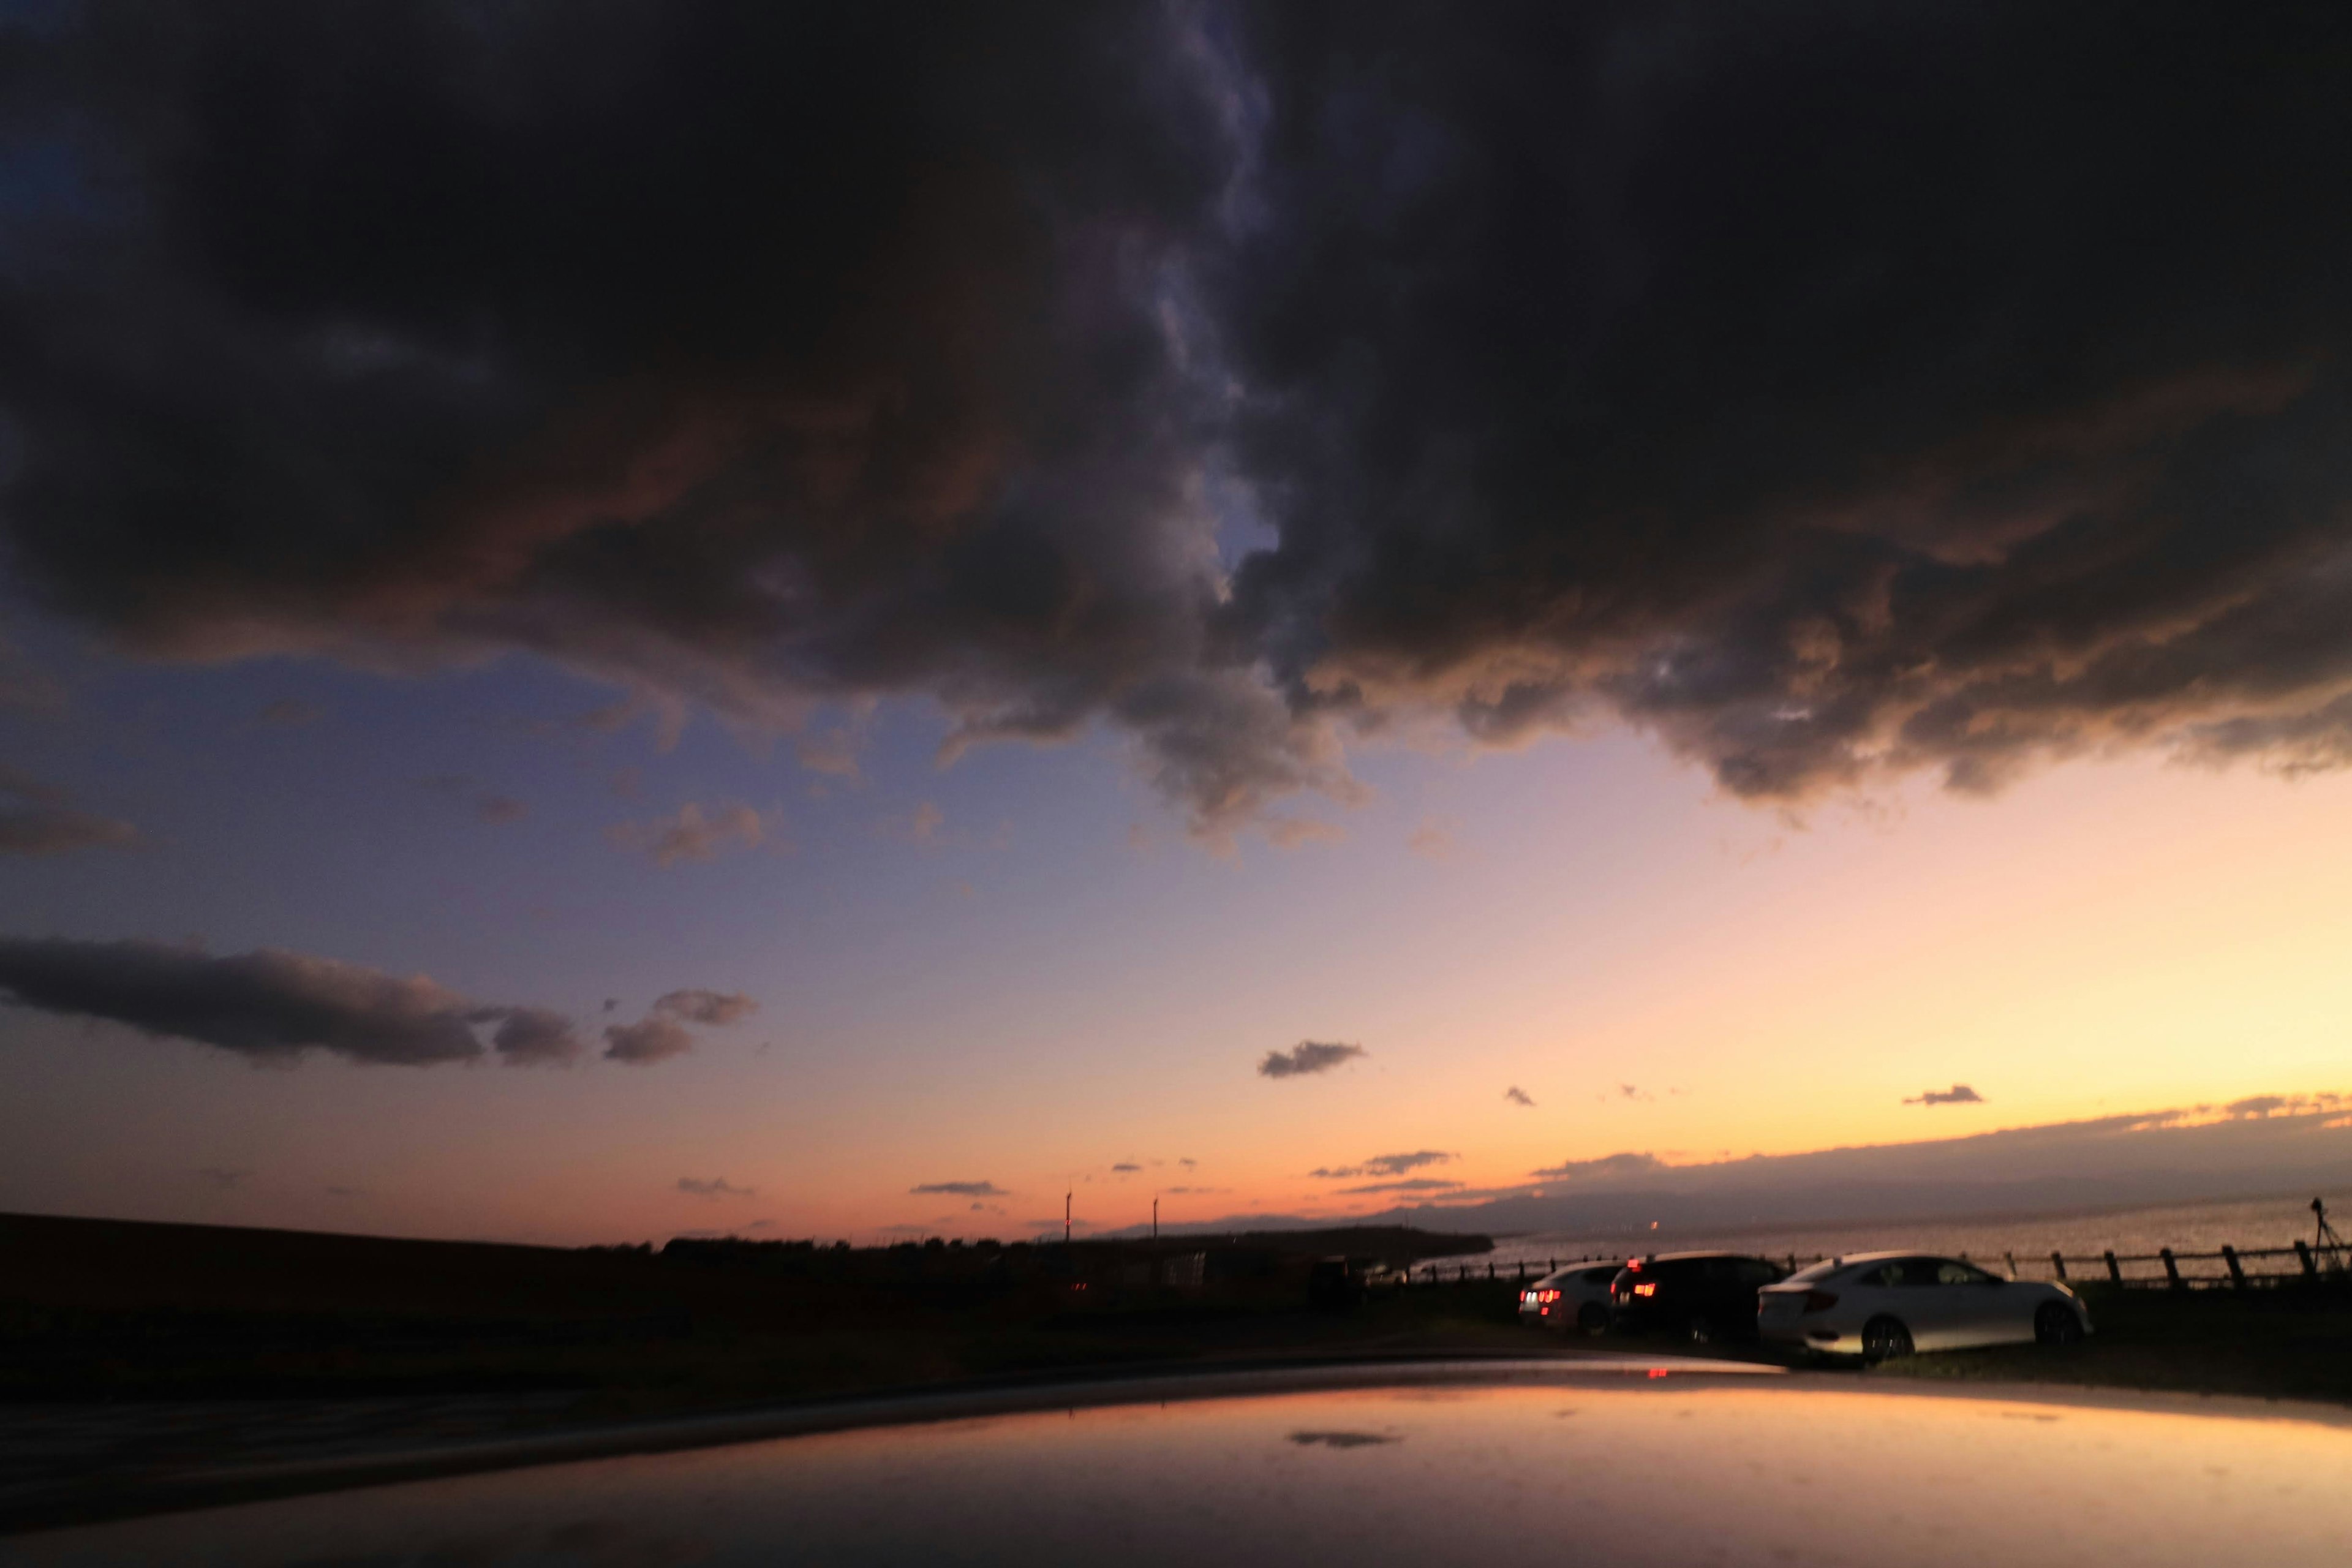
[4,611,2348,1245]
[5,4,2352,1246]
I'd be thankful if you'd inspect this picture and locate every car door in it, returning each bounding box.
[1868,1257,1953,1348]
[1932,1258,2027,1347]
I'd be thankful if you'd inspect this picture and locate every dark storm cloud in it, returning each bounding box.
[9,6,2352,829]
[912,1180,1006,1198]
[1212,2,2352,806]
[0,767,137,856]
[0,935,578,1065]
[1906,1084,1985,1106]
[652,989,758,1027]
[1259,1040,1366,1079]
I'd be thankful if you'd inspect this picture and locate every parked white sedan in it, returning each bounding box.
[1518,1261,1624,1335]
[1757,1251,2093,1362]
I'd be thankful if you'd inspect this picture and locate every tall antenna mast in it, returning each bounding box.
[1065,1189,1071,1245]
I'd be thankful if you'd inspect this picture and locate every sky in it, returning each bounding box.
[2,2,2350,1246]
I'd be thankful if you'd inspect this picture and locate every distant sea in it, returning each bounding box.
[1471,1189,2351,1283]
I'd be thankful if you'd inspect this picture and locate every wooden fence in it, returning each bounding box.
[1412,1242,2351,1291]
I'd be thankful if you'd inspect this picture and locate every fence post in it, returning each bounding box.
[2296,1240,2318,1278]
[2103,1250,2122,1283]
[2005,1252,2018,1279]
[2051,1252,2067,1282]
[1787,1253,1797,1272]
[2160,1248,2182,1290]
[1517,1262,1526,1283]
[2221,1245,2245,1289]
[1488,1261,1496,1281]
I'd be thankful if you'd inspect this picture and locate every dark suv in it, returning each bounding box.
[1608,1251,1787,1343]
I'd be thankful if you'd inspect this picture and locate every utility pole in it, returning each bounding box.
[1065,1189,1071,1245]
[1152,1194,1159,1241]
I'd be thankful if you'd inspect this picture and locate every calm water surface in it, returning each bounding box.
[12,1370,2350,1566]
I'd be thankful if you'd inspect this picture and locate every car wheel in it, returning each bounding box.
[1577,1301,1608,1336]
[1862,1316,1913,1363]
[1684,1315,1713,1345]
[2034,1302,2084,1346]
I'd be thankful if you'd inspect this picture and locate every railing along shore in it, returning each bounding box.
[1411,1242,2351,1290]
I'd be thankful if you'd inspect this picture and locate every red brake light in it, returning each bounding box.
[1803,1291,1838,1314]
[1632,1281,1656,1297]
[1626,1259,1642,1271]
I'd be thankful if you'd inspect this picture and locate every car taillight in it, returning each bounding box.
[1632,1281,1656,1297]
[1803,1291,1838,1314]
[1542,1289,1560,1303]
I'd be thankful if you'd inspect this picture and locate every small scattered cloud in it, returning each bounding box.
[604,1016,695,1064]
[678,1176,755,1198]
[1504,1085,1536,1107]
[195,1167,250,1189]
[1259,1040,1366,1079]
[877,801,945,843]
[1407,818,1457,861]
[1178,1157,1197,1169]
[1311,1150,1455,1179]
[1287,1431,1400,1449]
[607,802,766,866]
[1163,1185,1227,1195]
[1905,1084,1985,1106]
[912,1179,1006,1197]
[797,723,867,781]
[652,989,758,1027]
[0,767,138,857]
[2226,1094,2289,1118]
[485,1006,584,1065]
[1111,1161,1141,1173]
[1613,1083,1653,1102]
[254,697,325,728]
[1338,1176,1464,1194]
[415,774,527,826]
[1530,1151,1665,1181]
[1264,816,1344,850]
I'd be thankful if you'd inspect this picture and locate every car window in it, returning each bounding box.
[1785,1258,1843,1283]
[1934,1260,1999,1286]
[1861,1259,1937,1287]
[1733,1259,1778,1284]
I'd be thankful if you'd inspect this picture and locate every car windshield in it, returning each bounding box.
[1784,1258,1845,1283]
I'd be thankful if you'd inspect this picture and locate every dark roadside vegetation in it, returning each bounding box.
[0,1212,1521,1427]
[7,1210,2350,1417]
